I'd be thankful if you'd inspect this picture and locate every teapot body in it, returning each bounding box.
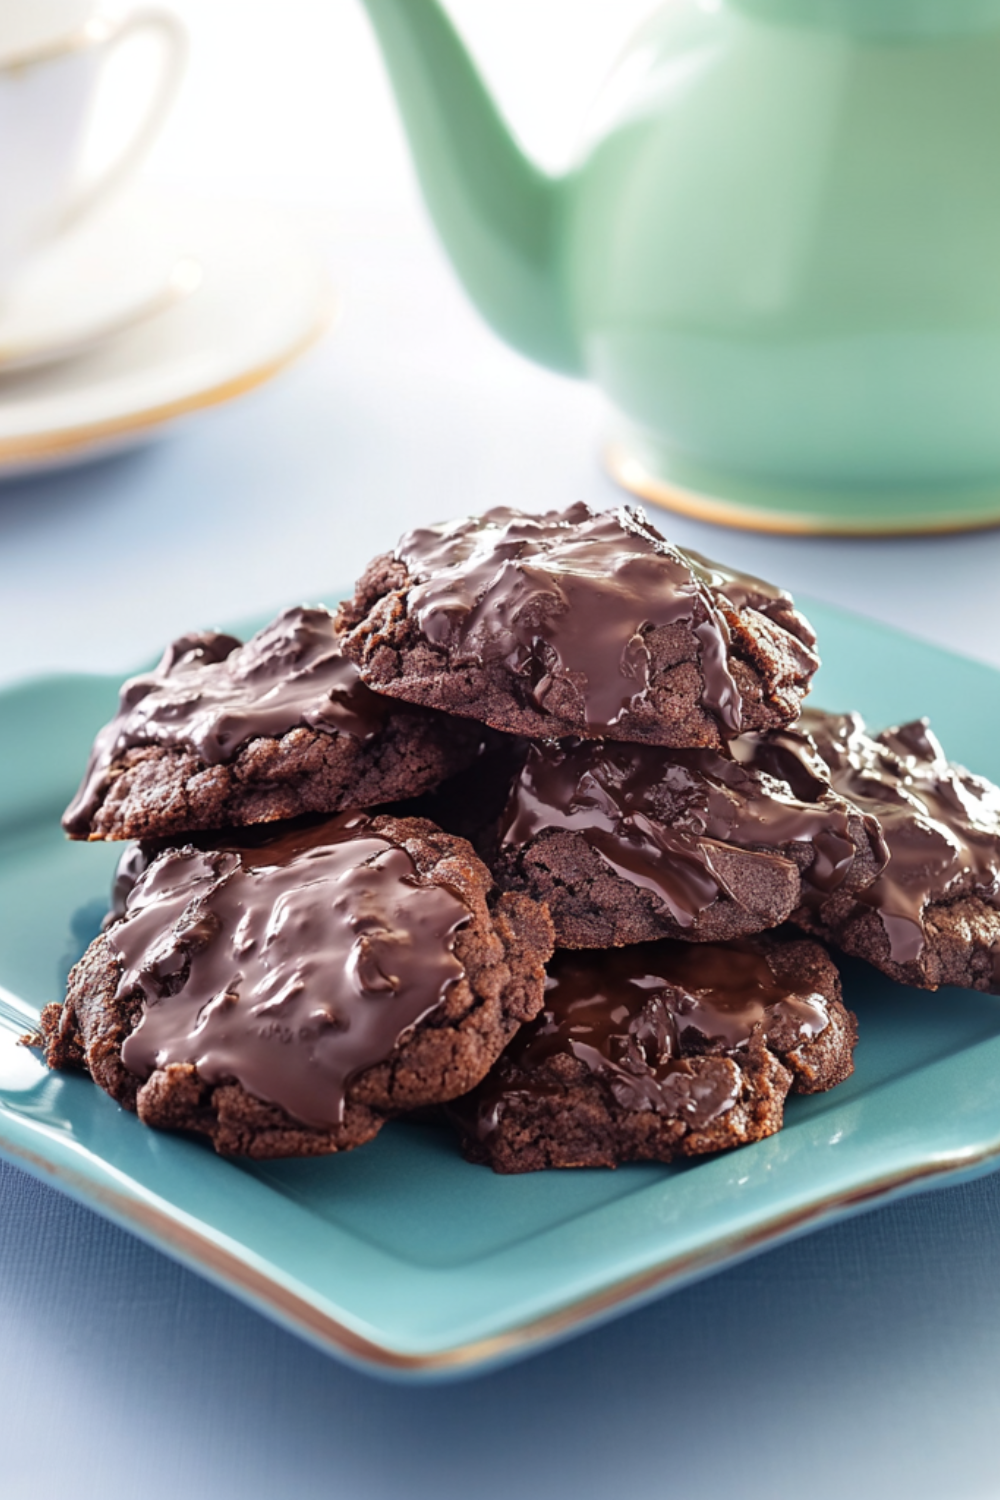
[359,0,1000,529]
[562,0,1000,527]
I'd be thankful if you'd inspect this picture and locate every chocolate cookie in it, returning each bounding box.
[102,840,151,929]
[794,709,1000,992]
[337,503,819,749]
[41,813,554,1158]
[490,730,886,948]
[447,936,855,1173]
[64,606,482,842]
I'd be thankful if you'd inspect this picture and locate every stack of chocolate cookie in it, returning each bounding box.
[38,504,1000,1172]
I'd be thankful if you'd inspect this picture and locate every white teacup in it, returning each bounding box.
[0,1,186,294]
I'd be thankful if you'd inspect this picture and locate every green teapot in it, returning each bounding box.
[357,0,1000,534]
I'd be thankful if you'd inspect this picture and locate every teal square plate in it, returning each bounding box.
[3,598,1000,1381]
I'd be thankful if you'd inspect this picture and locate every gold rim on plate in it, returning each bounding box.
[4,1126,994,1374]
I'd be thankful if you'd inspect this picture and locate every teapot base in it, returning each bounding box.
[607,439,1000,537]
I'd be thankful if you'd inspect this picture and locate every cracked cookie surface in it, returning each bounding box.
[487,729,886,948]
[794,710,1000,992]
[64,607,480,842]
[41,813,554,1158]
[447,935,854,1173]
[338,503,819,749]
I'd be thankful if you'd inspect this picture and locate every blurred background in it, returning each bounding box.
[5,0,1000,688]
[147,0,657,209]
[0,0,655,682]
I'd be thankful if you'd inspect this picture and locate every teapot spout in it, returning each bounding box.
[358,0,582,374]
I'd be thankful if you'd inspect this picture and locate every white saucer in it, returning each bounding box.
[0,194,336,478]
[0,199,204,375]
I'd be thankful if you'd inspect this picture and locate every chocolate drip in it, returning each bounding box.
[396,503,809,739]
[498,731,879,928]
[103,842,153,930]
[468,943,830,1138]
[683,547,818,648]
[64,608,392,835]
[107,814,471,1128]
[803,709,1000,963]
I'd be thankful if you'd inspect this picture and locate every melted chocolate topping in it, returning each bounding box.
[64,608,392,835]
[803,709,1000,964]
[395,503,812,738]
[498,730,882,929]
[107,814,471,1128]
[466,942,830,1138]
[103,842,153,930]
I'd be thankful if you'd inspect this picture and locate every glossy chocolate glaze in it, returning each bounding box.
[64,608,392,835]
[102,842,152,930]
[498,729,884,929]
[107,814,471,1128]
[396,503,813,738]
[467,942,830,1138]
[803,709,1000,964]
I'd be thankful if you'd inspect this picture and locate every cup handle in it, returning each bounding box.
[62,9,188,227]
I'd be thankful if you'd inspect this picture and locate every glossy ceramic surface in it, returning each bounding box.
[0,194,200,375]
[0,5,185,291]
[607,440,1000,537]
[2,598,1000,1380]
[0,193,336,478]
[359,0,1000,531]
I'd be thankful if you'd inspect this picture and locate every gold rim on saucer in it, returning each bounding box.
[0,293,338,468]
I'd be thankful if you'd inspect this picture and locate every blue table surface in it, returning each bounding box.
[5,219,1000,1500]
[5,1156,1000,1499]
